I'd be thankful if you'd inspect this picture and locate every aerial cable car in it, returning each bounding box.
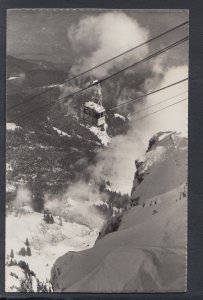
[81,80,106,130]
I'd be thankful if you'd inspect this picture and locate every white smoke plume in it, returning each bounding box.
[68,12,149,78]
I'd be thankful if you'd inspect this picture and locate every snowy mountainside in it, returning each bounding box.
[88,125,111,146]
[6,208,99,292]
[50,131,187,292]
[6,119,101,206]
[6,83,127,212]
[131,131,187,205]
[6,55,131,213]
[6,116,129,293]
[6,55,188,293]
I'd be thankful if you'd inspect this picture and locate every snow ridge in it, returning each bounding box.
[50,131,187,293]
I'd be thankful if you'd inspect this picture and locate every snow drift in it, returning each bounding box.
[51,131,187,292]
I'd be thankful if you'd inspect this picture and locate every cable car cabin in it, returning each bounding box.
[81,101,106,130]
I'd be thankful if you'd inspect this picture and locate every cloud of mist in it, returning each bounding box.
[44,181,107,230]
[88,126,147,194]
[88,65,188,194]
[62,12,188,196]
[13,186,32,208]
[67,12,149,78]
[138,64,188,137]
[58,83,80,114]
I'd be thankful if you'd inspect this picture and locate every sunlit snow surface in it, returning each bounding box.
[89,126,111,146]
[52,127,71,137]
[6,123,21,131]
[114,113,126,121]
[5,212,99,292]
[8,76,20,80]
[51,132,187,293]
[51,185,187,292]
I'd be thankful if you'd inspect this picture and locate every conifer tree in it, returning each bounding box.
[59,215,62,226]
[50,214,54,224]
[26,246,32,256]
[10,249,14,258]
[19,247,26,256]
[36,279,40,292]
[43,212,50,223]
[25,237,30,247]
[8,259,15,266]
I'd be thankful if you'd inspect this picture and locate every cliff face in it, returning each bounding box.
[51,131,187,293]
[131,131,187,205]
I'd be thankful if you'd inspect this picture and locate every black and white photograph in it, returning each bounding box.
[5,9,188,293]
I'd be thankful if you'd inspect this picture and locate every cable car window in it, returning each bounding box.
[101,112,103,117]
[95,113,100,119]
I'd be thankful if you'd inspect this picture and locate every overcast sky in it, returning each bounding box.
[7,9,188,63]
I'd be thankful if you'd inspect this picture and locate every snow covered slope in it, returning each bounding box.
[88,126,111,146]
[6,210,99,292]
[51,131,187,292]
[131,131,187,204]
[6,122,21,131]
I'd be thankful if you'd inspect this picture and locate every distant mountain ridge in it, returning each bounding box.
[7,55,71,72]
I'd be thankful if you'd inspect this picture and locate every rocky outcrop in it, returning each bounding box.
[131,131,187,205]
